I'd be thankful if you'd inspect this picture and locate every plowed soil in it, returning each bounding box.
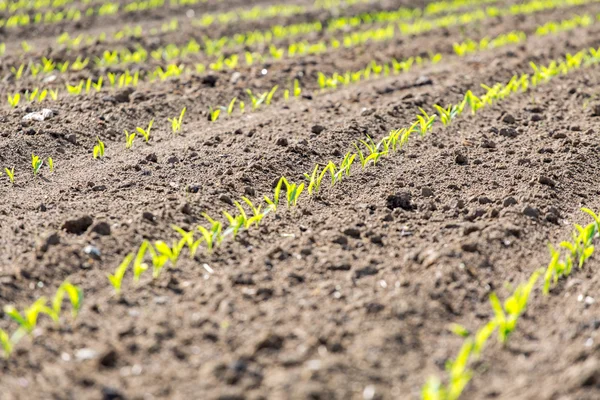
[1,0,600,399]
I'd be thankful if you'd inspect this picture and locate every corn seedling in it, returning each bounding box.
[4,298,57,334]
[209,106,221,122]
[48,157,54,173]
[433,104,461,126]
[283,179,305,207]
[147,245,169,279]
[246,89,267,110]
[266,85,278,105]
[93,137,105,159]
[416,108,436,136]
[10,64,24,80]
[108,254,133,294]
[52,281,83,318]
[124,130,136,149]
[133,241,150,282]
[168,107,186,134]
[293,79,302,97]
[31,153,43,176]
[227,97,237,115]
[5,167,15,184]
[0,329,12,358]
[8,93,20,108]
[136,119,154,142]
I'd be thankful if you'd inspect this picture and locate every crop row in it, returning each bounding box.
[3,0,594,88]
[3,9,594,121]
[1,33,597,365]
[99,46,600,301]
[422,208,599,400]
[5,0,504,57]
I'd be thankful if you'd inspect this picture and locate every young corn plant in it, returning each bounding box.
[0,329,12,358]
[416,108,436,136]
[293,79,301,97]
[266,85,278,105]
[433,104,461,126]
[132,241,150,282]
[489,269,540,344]
[4,298,57,334]
[52,281,83,318]
[209,106,221,122]
[8,93,20,108]
[108,253,133,294]
[246,89,267,111]
[227,97,237,115]
[31,153,43,176]
[93,137,105,159]
[48,157,54,173]
[223,211,245,240]
[284,178,305,207]
[136,119,154,142]
[5,167,15,184]
[168,107,186,134]
[124,130,136,149]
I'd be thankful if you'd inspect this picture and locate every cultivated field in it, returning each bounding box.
[1,0,600,398]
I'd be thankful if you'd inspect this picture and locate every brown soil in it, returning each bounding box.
[1,1,600,399]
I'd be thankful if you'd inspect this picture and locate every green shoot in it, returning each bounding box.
[31,153,43,176]
[124,130,136,149]
[209,106,221,122]
[266,85,278,105]
[93,137,105,159]
[227,97,237,115]
[7,93,20,108]
[133,241,150,282]
[293,79,301,97]
[168,107,186,134]
[48,157,54,173]
[0,329,12,358]
[5,167,15,184]
[136,119,154,142]
[108,253,133,294]
[4,298,56,334]
[52,281,83,318]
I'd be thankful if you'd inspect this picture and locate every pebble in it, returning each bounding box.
[22,109,55,122]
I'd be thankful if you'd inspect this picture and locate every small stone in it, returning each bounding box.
[275,137,288,146]
[355,266,378,279]
[179,203,192,215]
[37,232,60,253]
[478,196,492,204]
[531,114,543,122]
[342,228,361,239]
[361,108,375,116]
[386,192,413,210]
[142,211,155,222]
[522,206,540,219]
[62,216,93,235]
[503,197,518,207]
[539,175,556,187]
[499,127,518,138]
[219,194,233,205]
[75,348,98,361]
[83,245,101,260]
[98,349,118,368]
[167,156,179,164]
[244,186,255,196]
[311,125,326,134]
[455,153,468,165]
[66,134,77,144]
[22,109,55,122]
[502,113,516,124]
[145,153,158,163]
[421,187,434,197]
[91,222,111,236]
[332,236,348,246]
[461,242,478,252]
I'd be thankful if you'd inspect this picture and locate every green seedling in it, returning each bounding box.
[66,81,84,95]
[31,153,43,176]
[209,106,221,122]
[108,253,133,294]
[416,108,436,136]
[284,179,305,207]
[49,89,59,101]
[241,197,265,227]
[239,101,246,113]
[0,329,12,358]
[10,64,24,80]
[304,164,320,195]
[4,298,57,334]
[93,137,105,159]
[246,89,267,110]
[5,167,15,184]
[124,130,136,149]
[293,79,301,97]
[48,157,54,173]
[222,211,244,239]
[168,107,186,134]
[147,245,169,279]
[133,241,150,282]
[227,97,237,115]
[136,119,154,142]
[52,281,83,318]
[8,93,20,108]
[266,85,278,105]
[434,104,460,126]
[448,323,470,338]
